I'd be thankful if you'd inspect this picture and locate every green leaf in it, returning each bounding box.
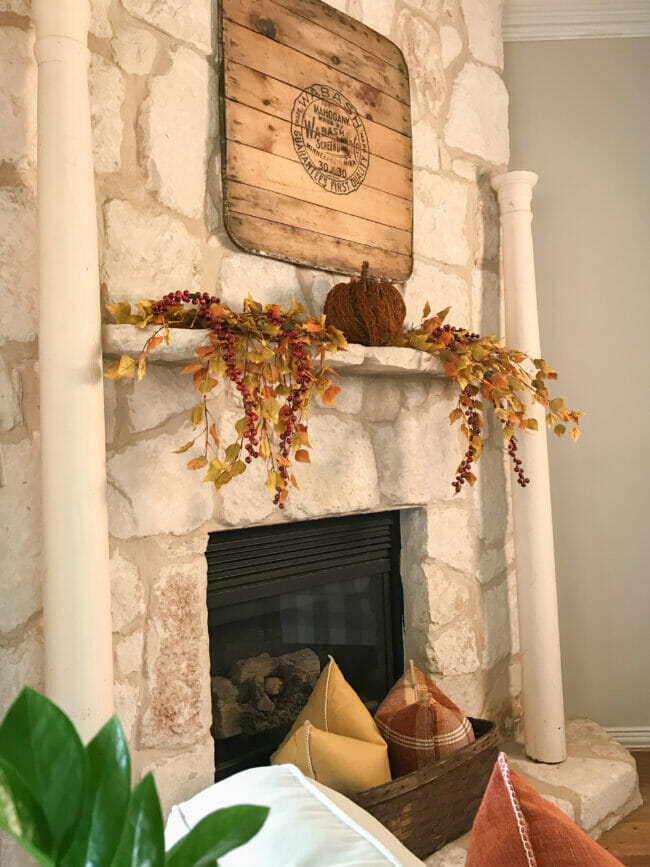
[0,688,86,859]
[165,805,269,867]
[0,756,53,866]
[61,717,131,867]
[111,774,163,867]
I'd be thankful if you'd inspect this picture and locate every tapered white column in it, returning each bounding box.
[492,171,566,763]
[33,0,114,741]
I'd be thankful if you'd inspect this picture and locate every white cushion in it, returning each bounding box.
[165,764,425,866]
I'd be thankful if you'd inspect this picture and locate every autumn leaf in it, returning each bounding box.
[322,384,340,406]
[444,362,458,380]
[173,441,194,454]
[449,408,463,425]
[422,301,431,318]
[209,424,219,446]
[526,417,539,431]
[193,368,208,390]
[554,424,566,438]
[191,405,204,428]
[569,427,581,442]
[187,456,208,471]
[225,443,240,462]
[290,473,299,489]
[295,449,310,463]
[209,357,227,378]
[181,362,203,375]
[137,354,146,381]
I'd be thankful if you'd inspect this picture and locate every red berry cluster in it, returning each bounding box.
[432,324,481,342]
[507,436,530,488]
[452,385,480,493]
[151,290,219,317]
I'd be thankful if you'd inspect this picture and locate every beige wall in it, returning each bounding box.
[504,38,650,728]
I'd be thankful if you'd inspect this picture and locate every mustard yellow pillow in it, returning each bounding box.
[282,656,387,746]
[271,657,391,793]
[273,720,391,797]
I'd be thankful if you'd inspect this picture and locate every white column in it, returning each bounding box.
[33,0,114,741]
[492,171,566,763]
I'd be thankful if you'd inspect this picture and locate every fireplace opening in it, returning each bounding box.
[206,511,404,780]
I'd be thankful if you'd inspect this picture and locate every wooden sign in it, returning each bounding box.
[218,0,413,282]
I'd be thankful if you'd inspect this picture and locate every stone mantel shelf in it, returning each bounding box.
[102,325,445,378]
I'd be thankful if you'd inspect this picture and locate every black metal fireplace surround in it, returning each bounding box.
[206,511,404,780]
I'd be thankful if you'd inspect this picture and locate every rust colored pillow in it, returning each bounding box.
[374,660,474,777]
[466,753,624,866]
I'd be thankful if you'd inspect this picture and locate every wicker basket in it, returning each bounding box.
[353,718,499,859]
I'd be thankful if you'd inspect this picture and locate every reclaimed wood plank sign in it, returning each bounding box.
[219,0,413,281]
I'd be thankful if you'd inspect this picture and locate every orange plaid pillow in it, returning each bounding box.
[466,753,624,866]
[375,660,475,777]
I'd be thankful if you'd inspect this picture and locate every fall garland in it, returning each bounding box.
[105,284,582,508]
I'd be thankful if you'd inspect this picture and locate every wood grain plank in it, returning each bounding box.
[225,140,412,232]
[225,180,411,255]
[270,0,407,73]
[224,60,412,168]
[223,0,409,105]
[223,18,411,135]
[225,99,412,198]
[225,212,412,281]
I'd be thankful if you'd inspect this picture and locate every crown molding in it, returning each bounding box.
[503,0,650,41]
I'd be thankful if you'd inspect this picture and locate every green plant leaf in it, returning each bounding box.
[111,774,164,867]
[0,688,86,859]
[165,805,269,867]
[0,757,53,866]
[61,717,131,867]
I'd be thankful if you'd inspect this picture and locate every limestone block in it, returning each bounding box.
[363,378,402,422]
[139,47,215,219]
[471,268,500,335]
[440,25,462,68]
[110,551,146,633]
[482,580,511,668]
[402,378,429,410]
[424,503,477,573]
[413,173,469,267]
[412,119,440,171]
[154,532,209,558]
[0,186,37,345]
[331,375,363,414]
[507,571,520,655]
[420,561,470,630]
[371,383,459,504]
[543,794,575,820]
[430,618,480,675]
[461,0,503,69]
[434,670,485,717]
[357,0,396,37]
[0,624,43,718]
[90,0,113,38]
[285,412,380,520]
[127,364,199,432]
[220,252,300,311]
[114,680,139,744]
[112,24,159,75]
[404,258,470,328]
[403,0,442,18]
[107,426,214,538]
[472,439,508,545]
[102,200,202,308]
[104,377,118,444]
[0,437,42,635]
[218,447,275,527]
[122,0,212,54]
[0,28,37,172]
[140,559,212,748]
[477,544,507,584]
[452,160,477,181]
[0,356,22,431]
[396,10,445,118]
[89,54,125,174]
[140,738,215,818]
[116,629,145,676]
[444,63,509,165]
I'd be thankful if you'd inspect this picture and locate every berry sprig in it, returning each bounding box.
[507,436,530,488]
[105,294,347,508]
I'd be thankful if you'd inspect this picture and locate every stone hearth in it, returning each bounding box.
[427,720,643,865]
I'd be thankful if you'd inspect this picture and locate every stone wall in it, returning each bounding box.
[0,0,516,821]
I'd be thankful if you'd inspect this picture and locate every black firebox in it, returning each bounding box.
[206,511,404,780]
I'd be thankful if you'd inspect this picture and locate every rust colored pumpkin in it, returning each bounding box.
[324,262,406,346]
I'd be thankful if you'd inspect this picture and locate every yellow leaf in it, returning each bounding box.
[187,456,208,471]
[259,438,271,460]
[554,424,566,438]
[198,376,217,394]
[136,355,146,382]
[262,397,281,420]
[230,460,246,477]
[449,408,463,425]
[191,405,204,428]
[117,355,136,379]
[173,441,194,454]
[225,443,240,462]
[103,360,121,380]
[209,357,227,378]
[526,417,539,431]
[106,302,132,324]
[422,301,431,318]
[550,397,565,412]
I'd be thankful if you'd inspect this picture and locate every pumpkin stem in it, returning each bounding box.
[360,261,370,281]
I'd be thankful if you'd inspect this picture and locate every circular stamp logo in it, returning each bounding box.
[291,84,370,196]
